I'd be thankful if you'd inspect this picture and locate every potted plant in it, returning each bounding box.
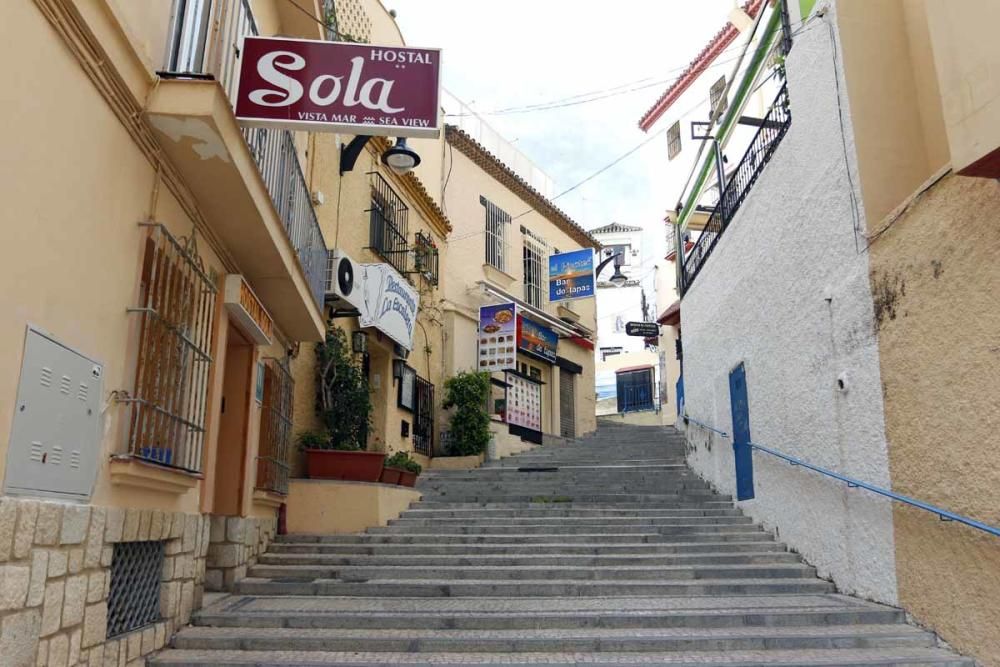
[385,451,423,487]
[305,327,383,482]
[379,453,404,485]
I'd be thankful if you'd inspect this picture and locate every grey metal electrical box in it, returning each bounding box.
[4,327,103,500]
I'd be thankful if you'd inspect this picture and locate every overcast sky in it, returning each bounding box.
[392,0,739,259]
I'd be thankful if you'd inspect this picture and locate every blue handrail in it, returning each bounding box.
[682,415,1000,539]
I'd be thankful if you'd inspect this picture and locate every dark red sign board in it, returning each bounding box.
[235,37,441,138]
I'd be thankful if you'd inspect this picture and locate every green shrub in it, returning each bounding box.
[442,371,492,456]
[315,327,373,450]
[386,451,423,475]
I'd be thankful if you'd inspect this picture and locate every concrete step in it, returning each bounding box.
[192,594,904,630]
[267,541,790,556]
[389,516,754,526]
[256,551,801,567]
[232,577,836,597]
[246,563,818,582]
[406,500,736,509]
[272,532,776,545]
[416,494,731,503]
[170,624,934,653]
[371,522,763,535]
[399,504,743,522]
[151,647,973,666]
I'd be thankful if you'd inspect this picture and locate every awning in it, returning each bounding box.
[478,281,594,340]
[657,300,681,326]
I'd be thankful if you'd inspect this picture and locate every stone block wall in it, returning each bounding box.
[0,497,209,667]
[204,515,276,592]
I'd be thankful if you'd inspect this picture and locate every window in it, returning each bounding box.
[616,367,655,413]
[710,75,728,122]
[368,172,409,275]
[519,362,543,381]
[600,347,622,362]
[256,358,294,495]
[413,231,439,286]
[481,196,510,273]
[125,223,217,473]
[522,227,546,307]
[667,121,682,160]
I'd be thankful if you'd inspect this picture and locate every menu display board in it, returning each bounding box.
[505,372,542,432]
[518,316,558,364]
[478,303,517,372]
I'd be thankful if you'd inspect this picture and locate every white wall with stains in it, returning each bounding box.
[678,5,898,605]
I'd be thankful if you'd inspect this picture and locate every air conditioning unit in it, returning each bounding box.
[326,250,365,311]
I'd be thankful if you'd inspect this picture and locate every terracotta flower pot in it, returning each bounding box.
[305,449,386,482]
[398,470,418,487]
[379,466,404,485]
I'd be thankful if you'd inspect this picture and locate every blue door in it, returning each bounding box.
[728,363,755,501]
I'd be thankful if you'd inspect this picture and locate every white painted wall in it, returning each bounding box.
[678,7,898,605]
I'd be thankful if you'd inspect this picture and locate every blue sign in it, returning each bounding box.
[518,316,558,364]
[548,249,594,302]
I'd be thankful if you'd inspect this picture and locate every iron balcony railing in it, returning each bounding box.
[683,415,1000,539]
[682,83,791,293]
[163,0,328,307]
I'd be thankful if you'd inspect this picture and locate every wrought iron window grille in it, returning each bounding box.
[107,541,165,638]
[120,223,217,474]
[522,229,547,307]
[255,357,294,495]
[681,84,791,293]
[481,196,511,274]
[367,172,410,275]
[412,231,439,286]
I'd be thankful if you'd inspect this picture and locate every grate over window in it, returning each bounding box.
[667,121,682,160]
[481,196,511,274]
[521,228,546,307]
[256,358,294,495]
[122,223,217,473]
[368,172,410,275]
[107,541,164,638]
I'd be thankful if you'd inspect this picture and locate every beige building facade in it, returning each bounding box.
[439,126,600,452]
[0,0,343,664]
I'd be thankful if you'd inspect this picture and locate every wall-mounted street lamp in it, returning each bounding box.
[340,135,422,176]
[351,330,368,355]
[596,252,628,287]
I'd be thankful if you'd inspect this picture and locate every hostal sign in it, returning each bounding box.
[236,37,441,138]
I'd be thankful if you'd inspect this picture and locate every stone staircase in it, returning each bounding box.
[152,424,971,666]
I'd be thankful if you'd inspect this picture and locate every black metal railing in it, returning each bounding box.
[616,368,656,414]
[162,0,328,306]
[368,172,410,275]
[682,84,791,293]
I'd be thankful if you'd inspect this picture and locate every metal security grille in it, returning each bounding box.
[121,223,217,473]
[256,358,294,495]
[521,228,546,307]
[481,196,510,274]
[368,172,410,275]
[107,541,164,638]
[413,376,434,456]
[668,121,682,160]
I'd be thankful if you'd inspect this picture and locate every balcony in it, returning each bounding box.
[367,172,411,277]
[681,83,791,294]
[144,1,327,341]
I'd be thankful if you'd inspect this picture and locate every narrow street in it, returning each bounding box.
[151,424,967,666]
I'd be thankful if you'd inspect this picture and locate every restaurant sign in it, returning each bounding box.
[548,249,595,302]
[517,316,557,364]
[235,37,441,138]
[358,264,420,351]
